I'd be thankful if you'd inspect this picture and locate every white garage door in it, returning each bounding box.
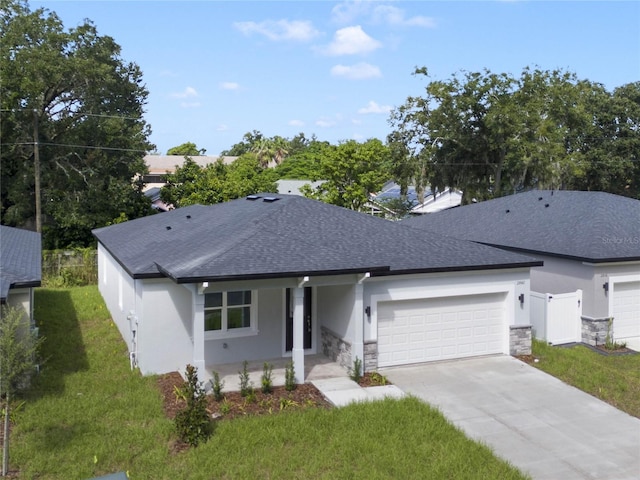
[378,293,507,367]
[612,281,640,345]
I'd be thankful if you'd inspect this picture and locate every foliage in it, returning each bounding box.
[274,138,332,180]
[211,371,224,402]
[284,360,296,392]
[166,142,205,156]
[261,362,273,394]
[603,317,627,350]
[0,305,44,476]
[349,356,363,383]
[369,372,388,386]
[160,154,277,208]
[174,364,213,447]
[41,248,97,287]
[303,139,392,211]
[1,1,155,247]
[389,67,640,204]
[238,360,253,398]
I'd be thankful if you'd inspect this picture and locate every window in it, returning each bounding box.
[204,290,256,337]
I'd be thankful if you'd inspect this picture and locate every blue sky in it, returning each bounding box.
[32,1,640,155]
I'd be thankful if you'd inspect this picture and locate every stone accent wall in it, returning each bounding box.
[321,326,352,369]
[364,340,378,372]
[581,316,610,346]
[510,325,532,356]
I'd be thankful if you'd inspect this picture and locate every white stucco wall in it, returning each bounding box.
[363,269,531,344]
[5,288,33,326]
[317,284,356,341]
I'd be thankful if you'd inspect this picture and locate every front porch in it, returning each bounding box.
[208,354,349,392]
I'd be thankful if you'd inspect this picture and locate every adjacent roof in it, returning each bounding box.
[93,194,540,283]
[144,155,238,174]
[403,190,640,263]
[372,181,462,214]
[0,226,42,302]
[276,179,325,197]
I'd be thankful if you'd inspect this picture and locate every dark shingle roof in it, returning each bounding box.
[0,226,42,301]
[93,194,540,283]
[402,190,640,262]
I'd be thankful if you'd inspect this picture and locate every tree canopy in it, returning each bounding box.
[388,67,640,203]
[1,0,154,247]
[166,142,206,156]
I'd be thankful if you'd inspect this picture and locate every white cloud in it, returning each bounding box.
[180,102,201,109]
[171,86,198,99]
[315,118,336,128]
[234,20,320,42]
[289,119,305,127]
[216,124,228,131]
[219,82,240,90]
[372,5,436,28]
[319,25,381,56]
[358,100,392,114]
[331,1,370,24]
[331,62,381,80]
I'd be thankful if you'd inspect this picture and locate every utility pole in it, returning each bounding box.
[33,110,41,233]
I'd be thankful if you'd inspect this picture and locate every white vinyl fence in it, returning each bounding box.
[530,290,583,345]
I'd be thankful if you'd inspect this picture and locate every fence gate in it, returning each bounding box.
[530,290,582,345]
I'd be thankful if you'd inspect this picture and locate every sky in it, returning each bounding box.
[31,0,640,156]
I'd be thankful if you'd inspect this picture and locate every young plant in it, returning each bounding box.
[349,356,363,383]
[284,360,297,391]
[174,364,213,447]
[261,362,274,394]
[370,372,388,386]
[238,360,253,397]
[219,399,231,415]
[211,371,224,401]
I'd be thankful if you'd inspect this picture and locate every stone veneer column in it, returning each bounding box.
[509,325,532,356]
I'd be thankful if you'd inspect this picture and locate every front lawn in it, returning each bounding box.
[530,339,640,418]
[10,286,528,479]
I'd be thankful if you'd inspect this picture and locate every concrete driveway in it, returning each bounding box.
[382,356,640,480]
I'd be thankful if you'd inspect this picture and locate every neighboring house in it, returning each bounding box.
[0,225,42,327]
[403,190,640,350]
[93,194,541,381]
[276,179,325,197]
[144,187,172,212]
[372,181,463,215]
[142,155,238,191]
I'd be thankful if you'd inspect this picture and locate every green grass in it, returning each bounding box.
[11,286,529,479]
[531,339,640,418]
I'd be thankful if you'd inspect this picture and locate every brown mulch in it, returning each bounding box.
[515,354,537,364]
[356,371,393,387]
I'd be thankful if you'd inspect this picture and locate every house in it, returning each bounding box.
[276,179,325,197]
[371,181,463,215]
[142,155,238,191]
[402,190,640,350]
[0,225,42,327]
[93,194,541,382]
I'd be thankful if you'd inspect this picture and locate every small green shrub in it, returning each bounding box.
[284,360,296,391]
[349,356,363,383]
[238,360,253,397]
[211,371,224,401]
[370,372,388,386]
[174,364,213,447]
[219,399,231,415]
[604,317,627,350]
[261,362,274,394]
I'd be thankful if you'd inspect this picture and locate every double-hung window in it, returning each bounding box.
[204,290,256,338]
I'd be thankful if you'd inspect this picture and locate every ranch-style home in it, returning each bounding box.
[93,194,541,382]
[403,190,640,350]
[0,225,42,327]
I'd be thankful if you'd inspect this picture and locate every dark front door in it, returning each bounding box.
[286,287,312,351]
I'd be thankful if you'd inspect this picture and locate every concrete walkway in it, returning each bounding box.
[383,355,640,480]
[311,377,404,407]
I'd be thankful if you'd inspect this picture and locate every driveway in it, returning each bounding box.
[383,356,640,480]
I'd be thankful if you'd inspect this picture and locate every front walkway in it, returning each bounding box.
[383,355,640,480]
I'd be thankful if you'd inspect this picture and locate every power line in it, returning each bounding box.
[1,142,149,153]
[0,108,144,121]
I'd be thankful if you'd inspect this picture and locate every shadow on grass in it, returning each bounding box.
[29,289,89,398]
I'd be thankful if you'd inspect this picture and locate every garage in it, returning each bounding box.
[611,281,640,347]
[377,292,507,367]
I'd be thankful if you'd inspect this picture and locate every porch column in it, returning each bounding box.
[292,287,306,383]
[192,291,206,380]
[353,282,364,374]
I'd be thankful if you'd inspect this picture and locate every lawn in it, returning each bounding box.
[530,339,640,418]
[9,286,528,479]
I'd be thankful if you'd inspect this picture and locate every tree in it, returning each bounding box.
[167,142,206,156]
[0,305,43,476]
[274,138,331,180]
[388,67,639,203]
[1,0,154,247]
[174,364,212,447]
[219,130,264,156]
[160,154,277,208]
[303,139,391,211]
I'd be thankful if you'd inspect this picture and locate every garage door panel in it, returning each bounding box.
[378,293,507,367]
[612,281,640,342]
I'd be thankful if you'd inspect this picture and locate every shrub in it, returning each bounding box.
[261,362,274,394]
[285,360,296,391]
[211,371,224,401]
[174,364,213,447]
[349,356,363,383]
[239,360,253,397]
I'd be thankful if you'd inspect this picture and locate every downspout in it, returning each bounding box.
[353,272,371,375]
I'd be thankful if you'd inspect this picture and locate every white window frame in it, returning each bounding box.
[204,290,258,340]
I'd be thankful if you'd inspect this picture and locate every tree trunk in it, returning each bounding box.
[33,110,42,234]
[2,392,9,477]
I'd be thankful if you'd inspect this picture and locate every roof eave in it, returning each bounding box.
[371,261,544,278]
[476,242,640,264]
